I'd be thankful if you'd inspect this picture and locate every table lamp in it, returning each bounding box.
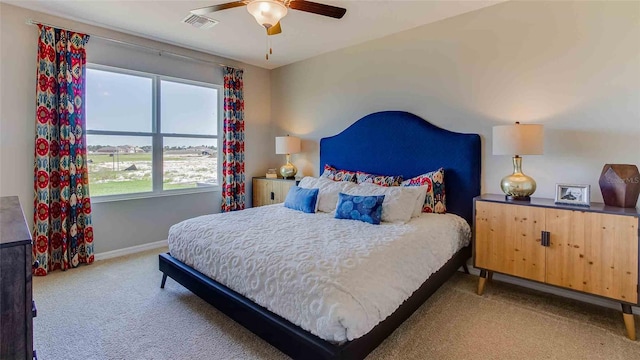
[275,135,301,179]
[493,122,544,200]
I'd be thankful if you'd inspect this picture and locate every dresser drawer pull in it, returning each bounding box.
[32,300,37,318]
[541,231,551,247]
[270,191,275,200]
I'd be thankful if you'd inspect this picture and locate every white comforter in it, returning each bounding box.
[168,205,470,343]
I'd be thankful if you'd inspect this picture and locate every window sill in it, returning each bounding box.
[90,186,220,204]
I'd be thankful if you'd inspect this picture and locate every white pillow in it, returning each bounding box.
[345,183,424,223]
[298,176,320,212]
[411,186,428,218]
[298,177,357,213]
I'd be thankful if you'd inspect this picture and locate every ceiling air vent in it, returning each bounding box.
[182,14,218,30]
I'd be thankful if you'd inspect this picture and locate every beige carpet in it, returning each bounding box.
[33,248,640,360]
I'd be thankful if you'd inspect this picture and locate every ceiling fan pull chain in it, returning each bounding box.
[265,34,269,60]
[264,33,274,60]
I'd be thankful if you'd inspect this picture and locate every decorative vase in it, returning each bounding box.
[598,164,640,208]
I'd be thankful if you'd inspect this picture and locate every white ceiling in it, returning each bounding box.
[7,0,503,69]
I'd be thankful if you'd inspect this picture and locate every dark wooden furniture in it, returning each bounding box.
[474,194,639,340]
[159,111,481,359]
[1,196,36,359]
[252,177,297,207]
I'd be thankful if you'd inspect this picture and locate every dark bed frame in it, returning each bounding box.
[159,111,481,359]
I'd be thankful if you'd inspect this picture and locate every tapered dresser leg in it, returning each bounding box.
[622,304,636,340]
[160,274,167,289]
[477,269,488,296]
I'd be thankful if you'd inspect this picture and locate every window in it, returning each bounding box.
[86,65,221,199]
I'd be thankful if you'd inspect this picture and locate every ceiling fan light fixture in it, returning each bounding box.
[246,0,288,29]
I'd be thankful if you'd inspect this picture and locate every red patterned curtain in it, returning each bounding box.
[221,67,246,212]
[33,25,94,275]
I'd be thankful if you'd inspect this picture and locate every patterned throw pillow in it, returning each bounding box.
[320,164,357,182]
[355,171,403,187]
[401,168,446,213]
[334,193,385,225]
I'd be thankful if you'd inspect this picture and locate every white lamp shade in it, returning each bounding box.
[246,0,288,28]
[275,136,301,154]
[493,123,544,155]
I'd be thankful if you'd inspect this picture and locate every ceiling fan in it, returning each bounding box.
[191,0,347,36]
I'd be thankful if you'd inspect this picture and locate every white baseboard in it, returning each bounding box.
[94,239,168,261]
[463,265,640,315]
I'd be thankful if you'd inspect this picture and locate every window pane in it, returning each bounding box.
[163,137,218,190]
[87,135,152,196]
[86,69,152,132]
[161,80,218,135]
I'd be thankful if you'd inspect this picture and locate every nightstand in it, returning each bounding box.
[252,177,297,207]
[473,194,640,340]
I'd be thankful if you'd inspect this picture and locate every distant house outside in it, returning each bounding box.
[95,145,145,154]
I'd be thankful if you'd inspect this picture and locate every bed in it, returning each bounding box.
[159,111,481,359]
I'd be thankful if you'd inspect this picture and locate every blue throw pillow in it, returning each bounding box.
[284,186,319,213]
[334,193,385,225]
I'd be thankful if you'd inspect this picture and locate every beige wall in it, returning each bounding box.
[271,1,640,206]
[0,3,277,253]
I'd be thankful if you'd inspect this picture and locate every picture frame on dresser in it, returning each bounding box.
[554,183,590,206]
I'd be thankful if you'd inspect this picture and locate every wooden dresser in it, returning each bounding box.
[473,194,639,340]
[252,177,297,207]
[1,196,36,359]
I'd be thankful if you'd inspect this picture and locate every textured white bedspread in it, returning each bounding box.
[168,205,470,342]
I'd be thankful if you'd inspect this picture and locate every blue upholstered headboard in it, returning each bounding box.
[320,111,481,224]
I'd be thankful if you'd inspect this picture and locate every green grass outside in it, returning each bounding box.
[89,179,152,197]
[87,152,216,197]
[89,180,202,197]
[163,183,199,191]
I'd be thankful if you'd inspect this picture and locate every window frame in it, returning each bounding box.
[86,64,223,203]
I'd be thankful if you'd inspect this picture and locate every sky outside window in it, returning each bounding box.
[86,68,152,134]
[161,80,218,135]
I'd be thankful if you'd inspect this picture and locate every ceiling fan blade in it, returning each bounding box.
[267,21,282,35]
[191,1,248,16]
[288,0,346,19]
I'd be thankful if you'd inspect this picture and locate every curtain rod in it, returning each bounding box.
[25,19,243,70]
